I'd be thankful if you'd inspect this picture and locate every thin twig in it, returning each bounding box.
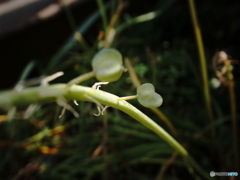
[104,2,127,47]
[67,71,95,87]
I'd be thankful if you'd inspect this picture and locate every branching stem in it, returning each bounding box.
[118,95,137,101]
[67,71,95,87]
[0,84,210,179]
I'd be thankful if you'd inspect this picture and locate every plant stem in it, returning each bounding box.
[103,1,126,48]
[124,58,141,88]
[102,116,109,180]
[225,60,239,171]
[0,84,185,155]
[188,0,216,139]
[116,0,176,35]
[124,58,178,136]
[150,108,178,137]
[67,71,95,87]
[118,95,137,101]
[46,2,112,72]
[156,152,179,180]
[17,60,36,84]
[0,84,210,179]
[61,0,89,51]
[96,0,108,32]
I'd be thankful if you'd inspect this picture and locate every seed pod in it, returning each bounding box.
[137,83,163,108]
[92,48,123,82]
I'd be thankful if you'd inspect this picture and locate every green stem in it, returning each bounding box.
[188,0,216,139]
[103,2,125,48]
[225,60,239,171]
[0,84,210,179]
[118,95,137,101]
[116,0,175,35]
[61,0,89,51]
[96,0,108,31]
[67,71,96,87]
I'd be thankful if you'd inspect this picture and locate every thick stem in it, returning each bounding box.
[0,84,210,179]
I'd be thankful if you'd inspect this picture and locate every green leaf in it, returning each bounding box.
[137,83,163,108]
[92,48,123,82]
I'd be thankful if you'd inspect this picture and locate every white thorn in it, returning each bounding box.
[92,82,109,90]
[57,97,79,118]
[41,71,64,87]
[73,100,79,106]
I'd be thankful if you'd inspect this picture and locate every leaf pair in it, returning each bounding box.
[137,83,163,108]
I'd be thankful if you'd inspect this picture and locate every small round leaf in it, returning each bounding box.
[92,48,123,82]
[137,83,163,108]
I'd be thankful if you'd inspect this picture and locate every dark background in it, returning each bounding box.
[0,0,240,88]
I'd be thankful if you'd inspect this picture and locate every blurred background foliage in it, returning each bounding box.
[0,0,240,179]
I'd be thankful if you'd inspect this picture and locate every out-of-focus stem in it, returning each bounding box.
[61,0,89,51]
[104,2,126,48]
[225,60,239,171]
[156,151,179,180]
[124,58,141,88]
[188,0,216,139]
[96,0,108,31]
